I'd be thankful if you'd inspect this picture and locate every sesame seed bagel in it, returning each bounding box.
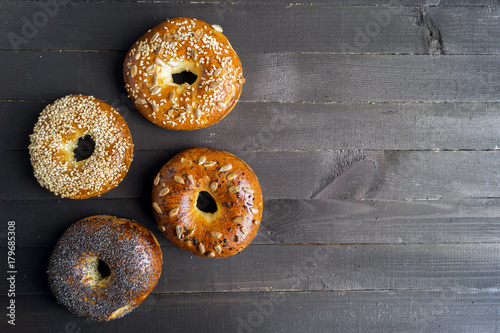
[124,17,245,130]
[152,148,262,258]
[28,95,134,199]
[47,215,163,322]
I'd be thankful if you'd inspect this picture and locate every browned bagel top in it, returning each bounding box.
[124,17,244,130]
[152,148,262,258]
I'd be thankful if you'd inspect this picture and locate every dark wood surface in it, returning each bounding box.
[1,1,500,332]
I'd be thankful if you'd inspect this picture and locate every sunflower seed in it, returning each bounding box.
[159,225,166,232]
[213,68,221,78]
[174,175,184,184]
[227,172,237,181]
[169,91,175,102]
[194,29,203,39]
[163,32,171,42]
[185,104,192,112]
[154,57,168,68]
[153,202,162,214]
[198,243,205,254]
[253,220,260,226]
[156,45,163,55]
[228,186,238,193]
[134,50,141,60]
[190,49,197,60]
[241,226,248,235]
[181,82,191,90]
[146,64,156,73]
[159,187,169,196]
[198,156,207,165]
[153,72,159,85]
[167,60,179,67]
[187,174,195,185]
[220,163,232,172]
[250,207,259,215]
[210,231,222,239]
[206,251,215,258]
[136,98,147,105]
[186,229,195,237]
[217,101,227,108]
[212,24,223,32]
[130,64,138,77]
[210,182,217,192]
[169,207,179,217]
[150,31,159,43]
[233,216,244,223]
[214,244,222,254]
[175,225,183,239]
[181,157,190,165]
[244,188,255,194]
[150,86,161,95]
[150,100,159,112]
[194,108,201,119]
[154,173,160,185]
[172,33,180,40]
[239,77,246,84]
[209,81,221,89]
[204,161,216,167]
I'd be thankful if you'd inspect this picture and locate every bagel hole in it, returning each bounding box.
[196,191,218,214]
[97,259,111,279]
[74,135,95,161]
[172,70,198,85]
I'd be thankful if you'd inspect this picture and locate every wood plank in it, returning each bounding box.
[3,150,500,201]
[430,6,500,55]
[0,3,426,54]
[275,54,500,102]
[8,243,500,295]
[5,198,500,247]
[0,150,364,200]
[4,101,500,151]
[1,52,499,102]
[2,3,499,54]
[5,291,500,332]
[3,0,496,5]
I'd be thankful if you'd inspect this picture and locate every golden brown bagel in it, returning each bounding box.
[47,215,162,321]
[152,148,262,258]
[123,17,245,130]
[28,95,134,199]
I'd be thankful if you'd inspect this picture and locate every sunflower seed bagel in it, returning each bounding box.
[28,95,134,199]
[123,17,245,130]
[152,148,263,258]
[47,215,163,321]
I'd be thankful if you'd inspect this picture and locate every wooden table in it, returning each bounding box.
[2,1,500,332]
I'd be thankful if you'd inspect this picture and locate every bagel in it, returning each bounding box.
[28,95,134,199]
[47,215,162,321]
[152,147,263,258]
[124,17,245,130]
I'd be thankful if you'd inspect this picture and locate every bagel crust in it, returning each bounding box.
[152,148,263,258]
[47,215,163,321]
[28,95,134,199]
[124,17,245,130]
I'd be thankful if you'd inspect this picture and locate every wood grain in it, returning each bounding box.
[5,101,500,151]
[2,52,499,102]
[5,291,500,332]
[2,3,499,54]
[8,243,500,295]
[7,198,500,247]
[3,150,500,201]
